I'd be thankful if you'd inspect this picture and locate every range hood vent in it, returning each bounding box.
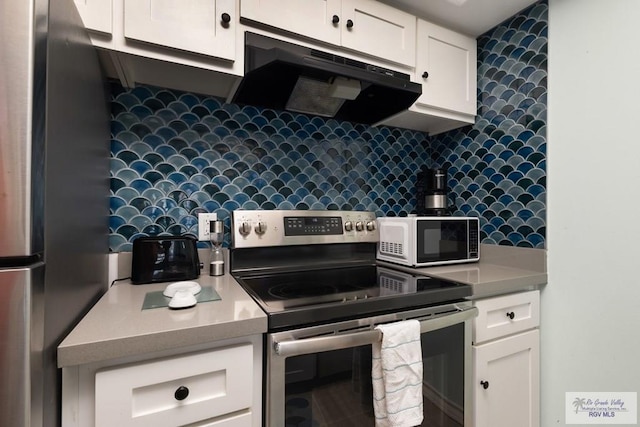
[232,33,422,125]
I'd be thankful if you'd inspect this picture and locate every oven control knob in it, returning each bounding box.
[254,221,267,235]
[366,221,376,231]
[239,221,251,236]
[355,221,364,231]
[344,221,353,232]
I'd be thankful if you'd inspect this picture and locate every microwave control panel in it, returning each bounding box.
[468,219,479,257]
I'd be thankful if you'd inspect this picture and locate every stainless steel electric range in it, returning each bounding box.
[230,210,478,427]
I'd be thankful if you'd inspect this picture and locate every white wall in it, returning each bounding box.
[544,0,640,424]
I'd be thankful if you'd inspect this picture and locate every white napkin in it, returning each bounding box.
[372,319,424,427]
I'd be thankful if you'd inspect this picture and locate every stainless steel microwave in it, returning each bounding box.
[376,216,480,267]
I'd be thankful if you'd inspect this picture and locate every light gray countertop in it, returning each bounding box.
[57,273,267,368]
[377,261,546,298]
[377,244,547,299]
[58,245,545,368]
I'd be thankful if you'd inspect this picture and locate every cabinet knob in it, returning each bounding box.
[346,19,354,29]
[480,380,490,390]
[174,386,190,401]
[332,15,340,24]
[221,12,231,26]
[422,71,429,79]
[506,311,515,320]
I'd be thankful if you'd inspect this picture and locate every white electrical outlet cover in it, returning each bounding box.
[197,212,218,241]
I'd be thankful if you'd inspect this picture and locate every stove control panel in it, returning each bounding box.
[231,210,379,248]
[284,216,343,236]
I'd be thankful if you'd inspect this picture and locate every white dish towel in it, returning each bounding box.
[372,319,424,427]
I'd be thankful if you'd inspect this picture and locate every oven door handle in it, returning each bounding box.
[274,306,478,357]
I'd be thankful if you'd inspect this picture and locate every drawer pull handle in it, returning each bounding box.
[480,380,490,389]
[174,386,190,401]
[506,311,515,320]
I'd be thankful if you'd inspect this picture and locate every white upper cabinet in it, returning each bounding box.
[72,0,242,100]
[415,19,477,115]
[124,0,236,61]
[340,0,416,67]
[240,0,416,67]
[379,18,477,134]
[240,0,342,46]
[74,0,113,34]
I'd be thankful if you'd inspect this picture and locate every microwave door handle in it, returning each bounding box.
[274,306,478,358]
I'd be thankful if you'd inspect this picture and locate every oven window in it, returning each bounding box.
[417,221,468,264]
[283,324,465,426]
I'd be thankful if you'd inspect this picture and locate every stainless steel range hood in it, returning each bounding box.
[232,33,422,125]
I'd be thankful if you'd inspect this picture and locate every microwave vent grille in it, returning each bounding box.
[379,275,417,295]
[380,241,403,256]
[380,276,403,295]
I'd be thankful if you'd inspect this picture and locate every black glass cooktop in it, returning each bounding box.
[233,265,471,331]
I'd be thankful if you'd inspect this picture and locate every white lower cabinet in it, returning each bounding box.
[62,336,262,427]
[472,290,540,427]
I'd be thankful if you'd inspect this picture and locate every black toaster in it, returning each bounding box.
[131,236,200,284]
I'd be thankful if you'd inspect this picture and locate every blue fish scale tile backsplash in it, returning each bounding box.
[109,84,431,251]
[109,0,547,251]
[429,1,547,248]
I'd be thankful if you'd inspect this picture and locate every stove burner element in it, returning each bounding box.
[233,264,471,330]
[268,282,340,299]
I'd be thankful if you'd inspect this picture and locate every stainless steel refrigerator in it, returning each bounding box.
[0,0,110,426]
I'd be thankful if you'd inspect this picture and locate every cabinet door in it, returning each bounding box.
[240,0,342,46]
[74,0,113,34]
[341,0,416,67]
[123,0,236,61]
[415,19,476,115]
[473,329,540,427]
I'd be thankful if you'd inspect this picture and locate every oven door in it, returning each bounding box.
[416,219,475,266]
[266,303,478,427]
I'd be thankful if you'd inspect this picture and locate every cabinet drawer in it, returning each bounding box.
[473,290,539,344]
[95,344,253,427]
